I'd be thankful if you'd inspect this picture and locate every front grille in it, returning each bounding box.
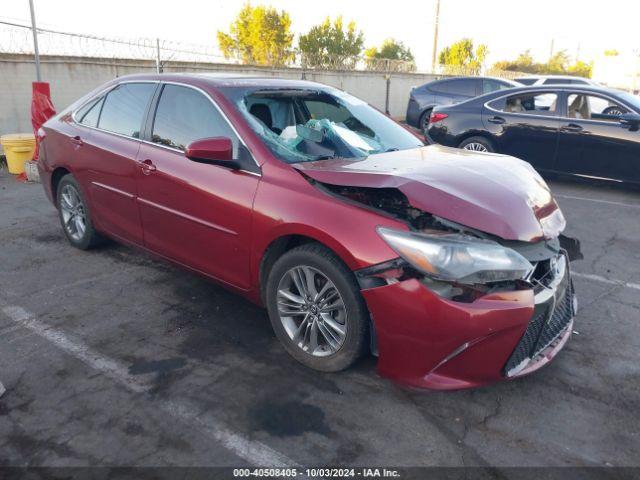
[504,260,574,376]
[538,284,574,349]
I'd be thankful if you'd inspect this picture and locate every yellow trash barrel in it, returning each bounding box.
[1,133,36,174]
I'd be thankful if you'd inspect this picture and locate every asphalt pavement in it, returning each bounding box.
[1,169,639,473]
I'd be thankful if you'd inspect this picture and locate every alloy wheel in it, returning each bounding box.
[59,184,87,242]
[463,142,489,152]
[276,266,347,357]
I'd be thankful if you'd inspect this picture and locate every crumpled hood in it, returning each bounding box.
[294,144,565,242]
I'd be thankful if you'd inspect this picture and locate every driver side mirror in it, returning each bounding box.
[185,137,239,168]
[619,113,640,130]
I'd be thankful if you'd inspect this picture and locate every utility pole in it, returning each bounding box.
[431,0,441,73]
[155,38,161,74]
[549,38,555,60]
[28,0,41,81]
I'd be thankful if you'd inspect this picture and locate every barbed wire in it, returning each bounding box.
[0,21,233,63]
[0,21,422,73]
[0,21,529,80]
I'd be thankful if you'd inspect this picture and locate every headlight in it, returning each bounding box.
[377,227,533,285]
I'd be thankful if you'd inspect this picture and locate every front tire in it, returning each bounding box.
[265,243,369,372]
[56,174,105,250]
[459,136,495,153]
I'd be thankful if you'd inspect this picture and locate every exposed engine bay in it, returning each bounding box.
[311,179,582,302]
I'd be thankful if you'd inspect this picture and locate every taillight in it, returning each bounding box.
[429,112,448,124]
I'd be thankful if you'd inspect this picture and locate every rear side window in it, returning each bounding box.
[76,97,104,128]
[491,92,558,115]
[151,84,238,153]
[516,78,537,86]
[98,83,156,138]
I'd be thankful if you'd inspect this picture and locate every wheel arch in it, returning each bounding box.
[456,132,497,151]
[418,107,435,128]
[257,229,359,305]
[51,166,72,206]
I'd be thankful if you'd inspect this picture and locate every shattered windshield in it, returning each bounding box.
[229,86,423,163]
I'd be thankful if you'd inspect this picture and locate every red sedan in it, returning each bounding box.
[37,74,578,390]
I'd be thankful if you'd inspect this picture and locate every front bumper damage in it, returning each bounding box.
[359,253,577,391]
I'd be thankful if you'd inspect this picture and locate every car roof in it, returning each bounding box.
[433,84,630,112]
[109,72,328,89]
[428,75,514,83]
[516,74,589,80]
[493,84,618,94]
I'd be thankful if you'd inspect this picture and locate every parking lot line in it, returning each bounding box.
[0,300,301,469]
[554,194,640,209]
[572,272,640,291]
[1,304,151,394]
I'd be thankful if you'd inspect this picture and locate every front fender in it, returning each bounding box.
[248,163,404,296]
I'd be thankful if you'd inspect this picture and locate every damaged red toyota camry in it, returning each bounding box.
[38,74,579,390]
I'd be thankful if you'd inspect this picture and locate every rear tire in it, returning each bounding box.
[419,109,433,135]
[56,174,105,250]
[265,243,369,372]
[459,136,495,153]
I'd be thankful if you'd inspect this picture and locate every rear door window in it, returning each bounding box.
[430,79,477,96]
[98,83,156,138]
[452,79,477,96]
[483,79,513,94]
[151,84,238,153]
[493,92,558,116]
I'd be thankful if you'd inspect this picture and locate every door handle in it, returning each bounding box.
[488,116,506,125]
[561,123,583,133]
[69,135,83,147]
[139,159,157,175]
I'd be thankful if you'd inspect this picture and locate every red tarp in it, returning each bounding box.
[31,82,56,161]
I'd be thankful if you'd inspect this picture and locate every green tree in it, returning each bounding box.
[438,38,488,74]
[365,39,415,61]
[546,50,571,74]
[298,16,364,69]
[492,49,593,78]
[364,38,415,71]
[493,50,537,72]
[217,3,294,66]
[604,49,619,57]
[567,60,593,78]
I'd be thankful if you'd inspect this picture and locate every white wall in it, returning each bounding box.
[1,54,440,145]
